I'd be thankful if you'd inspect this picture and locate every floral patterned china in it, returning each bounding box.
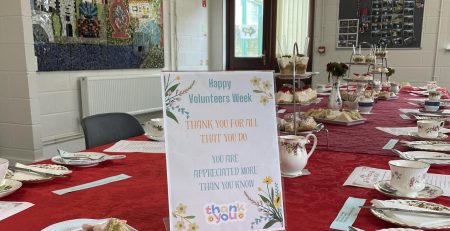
[6,164,71,183]
[374,180,443,200]
[397,150,450,166]
[408,132,448,141]
[401,141,450,152]
[0,179,22,199]
[370,199,450,229]
[145,133,165,142]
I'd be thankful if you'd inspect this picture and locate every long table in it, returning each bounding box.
[2,93,450,230]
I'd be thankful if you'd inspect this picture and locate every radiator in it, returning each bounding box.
[80,74,162,118]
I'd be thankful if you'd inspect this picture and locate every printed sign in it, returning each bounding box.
[162,71,285,230]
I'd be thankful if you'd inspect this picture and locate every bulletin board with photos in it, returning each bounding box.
[337,0,425,48]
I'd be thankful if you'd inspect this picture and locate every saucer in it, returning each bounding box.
[374,180,443,200]
[281,169,310,178]
[145,133,165,142]
[359,111,374,115]
[408,132,448,141]
[419,108,444,114]
[0,179,22,199]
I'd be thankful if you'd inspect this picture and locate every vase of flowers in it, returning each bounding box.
[326,62,348,111]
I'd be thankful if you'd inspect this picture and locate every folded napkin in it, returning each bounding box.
[371,199,450,228]
[58,149,104,160]
[15,163,71,175]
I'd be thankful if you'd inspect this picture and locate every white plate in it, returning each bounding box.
[145,133,165,142]
[6,164,71,183]
[42,218,137,231]
[400,151,450,165]
[401,141,450,152]
[0,179,22,199]
[374,180,443,200]
[370,200,450,229]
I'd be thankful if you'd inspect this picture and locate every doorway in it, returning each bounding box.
[226,0,277,70]
[226,0,314,73]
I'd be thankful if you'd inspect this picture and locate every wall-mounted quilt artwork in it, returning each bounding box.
[31,0,164,71]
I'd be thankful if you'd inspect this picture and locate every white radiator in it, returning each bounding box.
[80,74,162,118]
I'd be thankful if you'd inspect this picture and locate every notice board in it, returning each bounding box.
[337,0,425,48]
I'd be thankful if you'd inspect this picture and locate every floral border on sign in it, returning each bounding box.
[172,203,199,231]
[163,74,196,123]
[244,176,284,229]
[250,76,274,106]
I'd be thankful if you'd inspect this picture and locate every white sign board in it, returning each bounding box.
[162,71,285,231]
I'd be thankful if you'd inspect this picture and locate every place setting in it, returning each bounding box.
[7,163,72,183]
[51,150,126,167]
[406,119,448,141]
[0,158,22,199]
[363,199,450,230]
[372,159,443,200]
[363,159,450,229]
[144,118,165,142]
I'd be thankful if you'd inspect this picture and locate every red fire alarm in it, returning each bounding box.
[202,0,206,7]
[318,46,326,54]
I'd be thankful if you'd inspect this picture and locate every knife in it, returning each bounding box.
[360,206,450,217]
[9,166,66,178]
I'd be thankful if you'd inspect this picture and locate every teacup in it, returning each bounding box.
[428,91,442,101]
[417,119,444,138]
[358,101,374,114]
[424,100,440,112]
[145,118,164,136]
[389,160,430,197]
[0,158,9,182]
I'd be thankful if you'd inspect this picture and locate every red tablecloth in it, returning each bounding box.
[279,92,450,155]
[2,93,450,231]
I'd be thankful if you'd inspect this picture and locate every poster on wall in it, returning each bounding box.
[338,0,425,48]
[162,71,285,231]
[31,0,164,71]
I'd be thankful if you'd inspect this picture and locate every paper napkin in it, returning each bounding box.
[15,163,71,175]
[371,199,450,228]
[52,174,131,195]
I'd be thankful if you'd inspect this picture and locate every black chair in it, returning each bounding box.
[81,112,145,149]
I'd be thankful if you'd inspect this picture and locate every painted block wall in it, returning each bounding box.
[312,0,450,88]
[0,0,43,163]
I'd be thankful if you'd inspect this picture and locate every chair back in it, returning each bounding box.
[81,112,145,149]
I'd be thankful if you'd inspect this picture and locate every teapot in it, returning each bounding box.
[278,134,317,175]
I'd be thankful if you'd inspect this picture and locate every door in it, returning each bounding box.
[226,0,277,70]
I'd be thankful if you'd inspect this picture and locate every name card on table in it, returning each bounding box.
[162,72,285,231]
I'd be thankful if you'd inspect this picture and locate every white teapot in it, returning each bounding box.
[278,134,317,175]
